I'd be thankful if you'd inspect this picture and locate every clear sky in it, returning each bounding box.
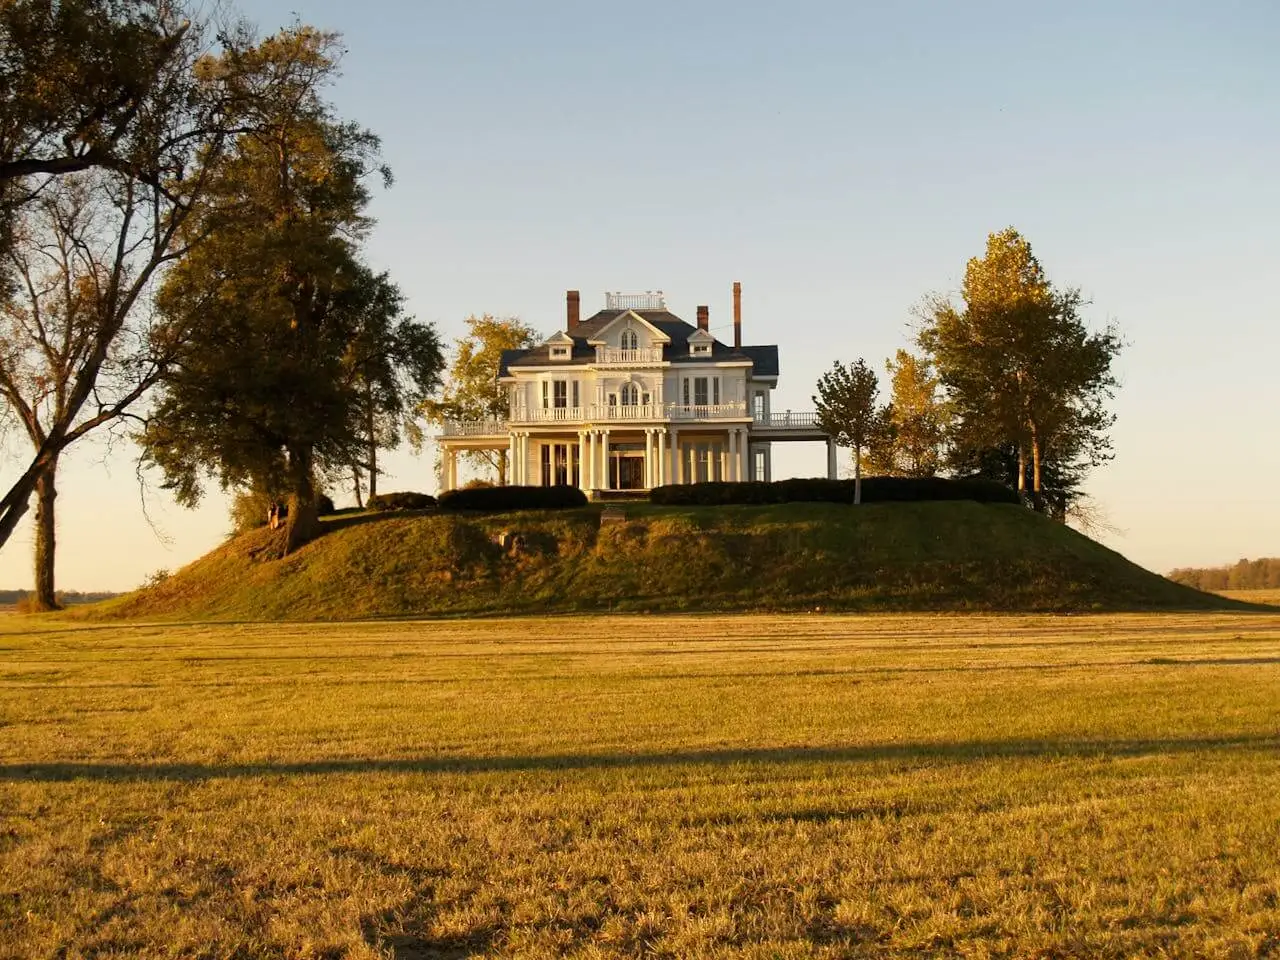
[3,0,1277,592]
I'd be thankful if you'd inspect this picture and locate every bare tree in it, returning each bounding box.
[0,9,254,555]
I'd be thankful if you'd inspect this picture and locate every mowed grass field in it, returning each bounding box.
[3,614,1280,958]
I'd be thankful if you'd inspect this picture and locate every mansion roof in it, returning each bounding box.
[498,309,780,379]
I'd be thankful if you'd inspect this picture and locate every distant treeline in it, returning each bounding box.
[0,590,119,606]
[1167,558,1280,592]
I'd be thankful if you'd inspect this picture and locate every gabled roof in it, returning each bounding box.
[585,309,672,345]
[497,308,779,378]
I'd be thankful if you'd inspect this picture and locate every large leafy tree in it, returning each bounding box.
[918,228,1122,511]
[342,268,444,506]
[865,349,948,478]
[0,3,247,558]
[813,358,886,504]
[141,26,389,554]
[422,314,538,485]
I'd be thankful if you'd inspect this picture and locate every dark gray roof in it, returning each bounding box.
[497,309,779,378]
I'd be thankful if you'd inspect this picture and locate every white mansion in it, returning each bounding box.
[438,286,834,494]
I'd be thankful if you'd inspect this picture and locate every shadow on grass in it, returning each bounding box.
[4,734,1276,783]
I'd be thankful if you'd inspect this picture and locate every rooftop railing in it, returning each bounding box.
[604,291,666,311]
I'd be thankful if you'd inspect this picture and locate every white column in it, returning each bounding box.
[645,429,655,488]
[728,430,738,482]
[739,429,749,481]
[437,446,449,494]
[656,428,667,487]
[447,449,458,491]
[601,430,611,490]
[671,429,681,484]
[826,438,838,480]
[578,431,588,491]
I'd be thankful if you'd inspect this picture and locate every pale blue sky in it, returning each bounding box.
[3,0,1277,591]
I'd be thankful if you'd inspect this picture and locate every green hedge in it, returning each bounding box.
[368,491,437,511]
[649,476,1020,506]
[437,485,588,512]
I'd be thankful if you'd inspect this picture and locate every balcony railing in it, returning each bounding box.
[754,411,820,429]
[441,405,829,439]
[439,418,509,437]
[504,401,749,426]
[594,346,665,365]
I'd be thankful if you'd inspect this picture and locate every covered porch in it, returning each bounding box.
[438,425,770,495]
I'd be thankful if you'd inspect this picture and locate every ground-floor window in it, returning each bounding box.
[540,443,579,487]
[685,442,724,483]
[753,448,766,482]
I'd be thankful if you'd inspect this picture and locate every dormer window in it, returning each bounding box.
[692,342,711,356]
[550,345,570,360]
[621,330,638,351]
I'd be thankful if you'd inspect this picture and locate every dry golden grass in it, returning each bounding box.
[1218,588,1280,607]
[2,612,1280,958]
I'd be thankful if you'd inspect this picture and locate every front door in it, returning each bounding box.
[611,454,646,490]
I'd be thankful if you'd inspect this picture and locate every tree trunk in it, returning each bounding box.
[498,449,508,486]
[1016,444,1027,496]
[1030,432,1045,513]
[283,445,320,555]
[31,456,60,611]
[0,438,64,553]
[352,465,364,509]
[854,448,863,505]
[366,401,378,501]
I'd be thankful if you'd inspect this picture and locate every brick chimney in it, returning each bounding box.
[696,304,709,332]
[566,289,580,331]
[732,281,742,349]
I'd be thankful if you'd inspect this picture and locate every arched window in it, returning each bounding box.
[621,383,639,406]
[621,330,638,351]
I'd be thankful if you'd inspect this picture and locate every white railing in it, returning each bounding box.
[754,411,820,429]
[594,346,665,365]
[440,418,509,437]
[441,405,812,439]
[503,402,748,426]
[668,402,748,420]
[510,406,587,423]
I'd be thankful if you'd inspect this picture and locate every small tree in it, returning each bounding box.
[866,350,948,478]
[342,268,444,506]
[422,314,538,484]
[813,358,884,505]
[918,228,1122,512]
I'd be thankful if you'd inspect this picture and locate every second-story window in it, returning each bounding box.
[713,378,720,405]
[621,330,638,351]
[571,380,579,408]
[694,377,709,406]
[553,380,567,408]
[621,383,639,406]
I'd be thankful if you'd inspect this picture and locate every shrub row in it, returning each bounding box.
[649,476,1021,506]
[368,491,437,511]
[437,485,588,512]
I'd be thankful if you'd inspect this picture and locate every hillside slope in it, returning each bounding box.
[91,502,1242,621]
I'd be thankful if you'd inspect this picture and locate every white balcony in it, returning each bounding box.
[439,418,509,438]
[754,411,819,429]
[594,346,665,365]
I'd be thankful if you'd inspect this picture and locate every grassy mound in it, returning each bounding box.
[94,502,1241,621]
